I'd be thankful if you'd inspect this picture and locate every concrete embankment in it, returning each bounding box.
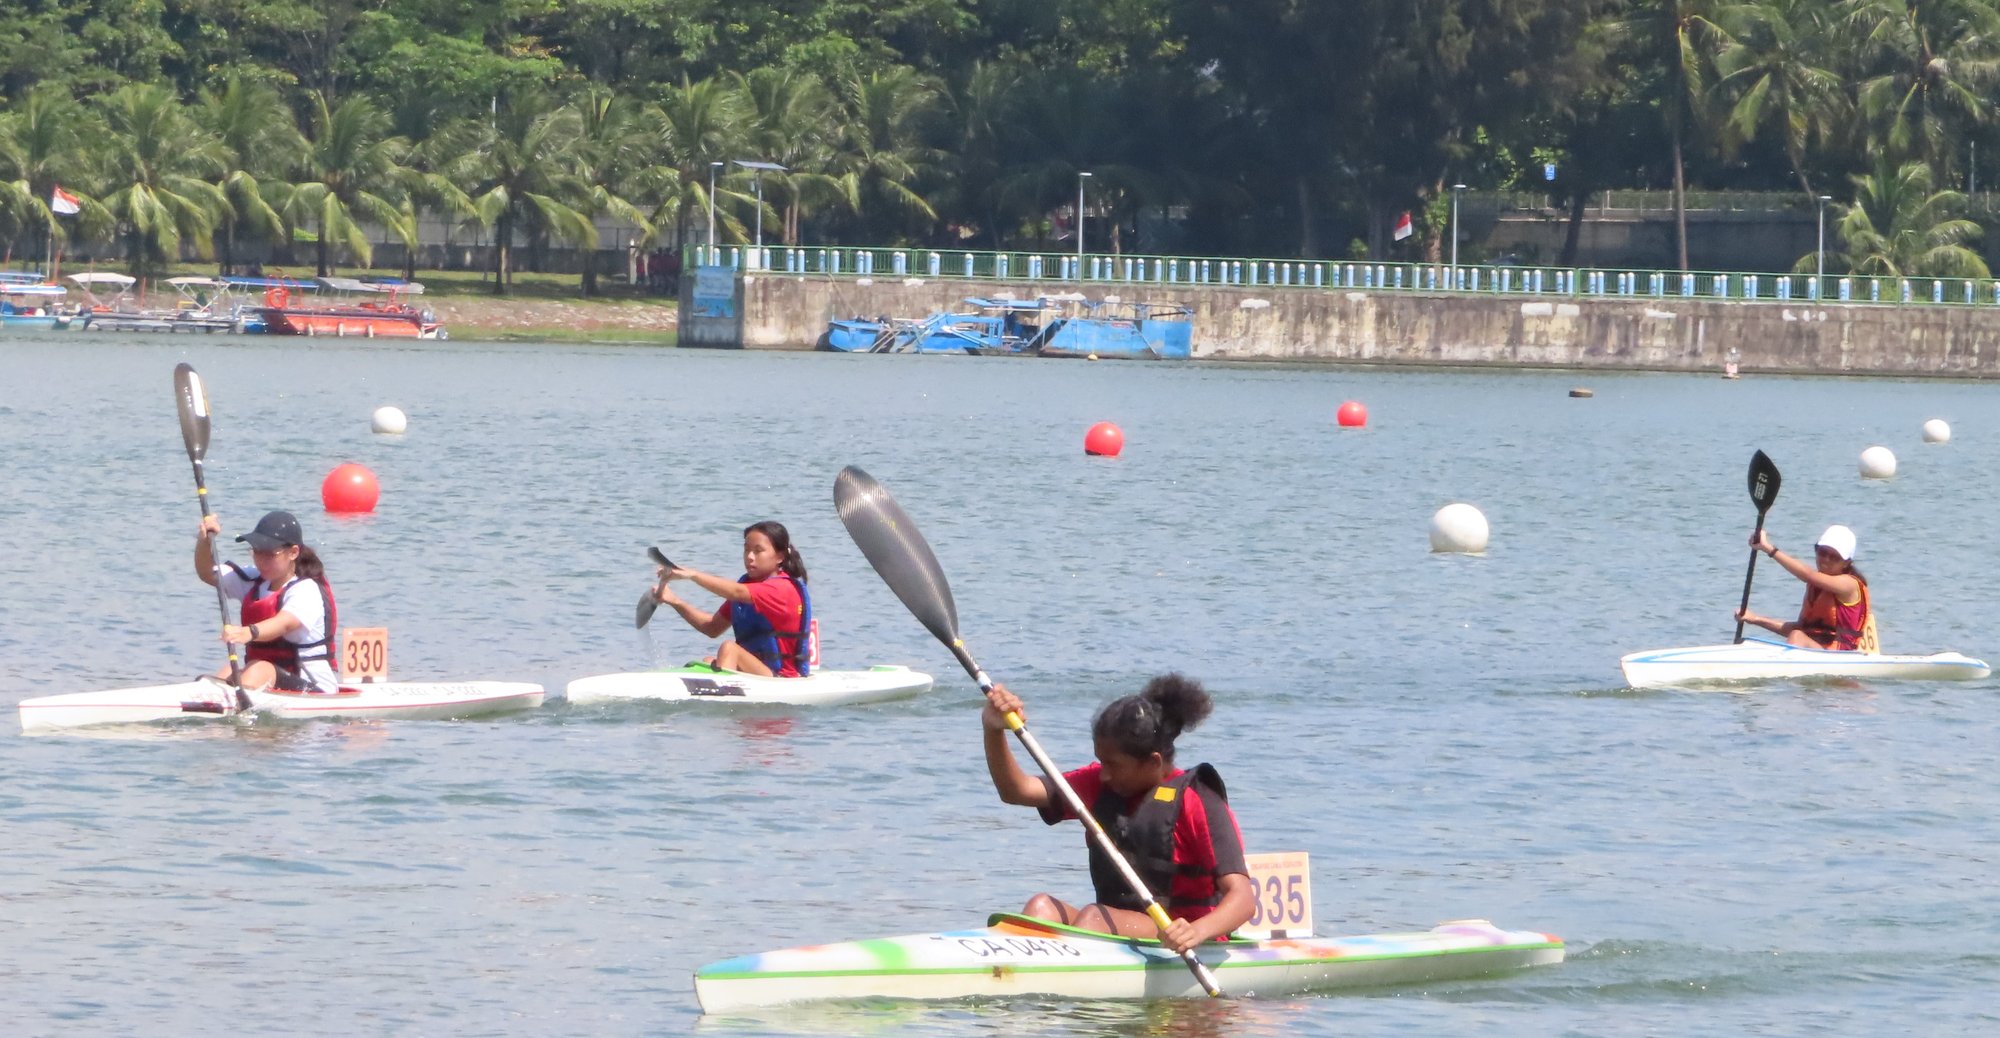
[714,272,2000,377]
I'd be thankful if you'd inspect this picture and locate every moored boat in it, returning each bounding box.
[256,276,445,339]
[18,676,545,731]
[1619,636,1991,689]
[693,913,1564,1012]
[1036,298,1193,360]
[565,663,932,706]
[0,277,69,329]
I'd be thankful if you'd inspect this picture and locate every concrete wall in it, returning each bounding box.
[1474,209,1820,272]
[732,272,2000,377]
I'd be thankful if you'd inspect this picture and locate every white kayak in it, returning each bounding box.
[694,912,1563,1012]
[18,676,545,732]
[1620,637,1992,689]
[565,663,932,707]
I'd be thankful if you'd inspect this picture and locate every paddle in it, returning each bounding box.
[1733,450,1783,644]
[174,363,250,711]
[635,547,678,629]
[832,465,1224,998]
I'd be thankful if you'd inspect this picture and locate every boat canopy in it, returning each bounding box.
[166,276,226,288]
[0,283,65,297]
[67,272,137,286]
[961,296,1052,312]
[219,275,317,289]
[319,276,425,295]
[0,271,48,285]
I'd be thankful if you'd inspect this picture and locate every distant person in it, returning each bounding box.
[1736,524,1876,651]
[980,675,1255,953]
[195,510,339,691]
[651,521,816,676]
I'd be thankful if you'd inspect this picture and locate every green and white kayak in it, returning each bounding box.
[694,913,1563,1012]
[564,663,933,707]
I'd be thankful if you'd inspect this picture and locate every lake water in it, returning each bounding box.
[1,334,1994,1036]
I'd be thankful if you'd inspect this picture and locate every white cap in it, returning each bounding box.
[1816,524,1857,561]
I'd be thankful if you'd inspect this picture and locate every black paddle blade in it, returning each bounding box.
[636,589,660,629]
[172,363,211,463]
[834,466,961,647]
[1748,450,1781,513]
[648,546,676,572]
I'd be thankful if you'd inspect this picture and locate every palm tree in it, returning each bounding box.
[0,85,106,270]
[91,84,230,277]
[1715,0,1846,198]
[200,78,300,274]
[1841,0,2000,172]
[638,75,747,250]
[735,69,849,245]
[453,91,599,294]
[290,92,416,276]
[571,85,653,296]
[1827,157,1987,277]
[828,68,944,243]
[1606,0,1735,270]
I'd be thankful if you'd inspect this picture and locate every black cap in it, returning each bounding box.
[237,510,303,551]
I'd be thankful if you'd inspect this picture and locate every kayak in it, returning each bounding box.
[564,663,932,707]
[18,676,545,732]
[696,913,1563,1011]
[1620,637,1991,689]
[693,913,1563,1012]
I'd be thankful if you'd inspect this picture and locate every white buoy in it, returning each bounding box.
[1922,419,1951,444]
[1859,445,1897,479]
[1429,503,1490,554]
[371,406,408,435]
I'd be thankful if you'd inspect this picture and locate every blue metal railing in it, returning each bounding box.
[691,245,2000,308]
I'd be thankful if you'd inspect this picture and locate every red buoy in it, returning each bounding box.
[1336,401,1368,428]
[1084,421,1124,457]
[321,462,380,513]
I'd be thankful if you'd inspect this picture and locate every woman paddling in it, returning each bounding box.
[194,510,340,692]
[981,675,1255,954]
[653,521,816,677]
[1736,524,1877,651]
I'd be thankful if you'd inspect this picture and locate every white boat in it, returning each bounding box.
[1620,637,1992,689]
[565,664,932,707]
[694,913,1564,1013]
[18,676,545,731]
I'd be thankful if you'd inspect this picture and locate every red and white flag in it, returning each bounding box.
[1392,211,1413,241]
[50,186,81,215]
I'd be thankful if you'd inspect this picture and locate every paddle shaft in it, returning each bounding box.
[175,365,248,708]
[954,645,1223,997]
[1732,510,1770,644]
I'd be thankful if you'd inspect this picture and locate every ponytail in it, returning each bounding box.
[294,544,326,582]
[1091,673,1213,765]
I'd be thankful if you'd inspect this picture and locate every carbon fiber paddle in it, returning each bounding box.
[833,465,1223,997]
[174,363,250,710]
[1733,450,1782,643]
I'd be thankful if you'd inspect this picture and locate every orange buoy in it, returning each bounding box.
[1336,401,1368,427]
[1084,421,1124,457]
[321,462,381,513]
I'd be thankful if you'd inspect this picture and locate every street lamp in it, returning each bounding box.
[1816,194,1833,285]
[1450,184,1468,275]
[706,161,723,260]
[733,159,787,268]
[1077,171,1093,278]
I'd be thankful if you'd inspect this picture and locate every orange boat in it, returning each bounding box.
[257,276,446,339]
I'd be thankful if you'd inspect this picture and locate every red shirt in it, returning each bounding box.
[1038,761,1248,919]
[740,573,805,676]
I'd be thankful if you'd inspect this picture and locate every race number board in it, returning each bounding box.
[341,627,389,682]
[1237,851,1313,939]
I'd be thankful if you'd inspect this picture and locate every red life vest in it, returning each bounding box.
[1086,763,1227,919]
[240,574,337,669]
[1800,577,1869,651]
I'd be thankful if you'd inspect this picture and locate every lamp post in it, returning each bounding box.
[1450,183,1468,276]
[1816,194,1832,286]
[732,159,786,269]
[706,161,723,261]
[1077,171,1092,279]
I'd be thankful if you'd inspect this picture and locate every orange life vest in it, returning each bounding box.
[1799,577,1869,651]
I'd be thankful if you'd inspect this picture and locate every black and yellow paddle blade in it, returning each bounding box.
[833,466,965,657]
[173,363,211,464]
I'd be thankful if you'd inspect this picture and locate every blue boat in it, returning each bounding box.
[1037,298,1194,360]
[822,295,1193,359]
[0,279,69,330]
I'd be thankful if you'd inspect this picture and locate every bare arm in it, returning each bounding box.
[194,517,220,586]
[982,684,1051,808]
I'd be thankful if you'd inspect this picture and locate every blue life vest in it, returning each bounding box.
[728,573,813,676]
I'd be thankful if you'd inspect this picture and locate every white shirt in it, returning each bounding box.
[218,564,338,692]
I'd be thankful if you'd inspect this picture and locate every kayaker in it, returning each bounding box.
[653,521,816,677]
[1736,524,1877,651]
[980,675,1255,954]
[194,510,340,692]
